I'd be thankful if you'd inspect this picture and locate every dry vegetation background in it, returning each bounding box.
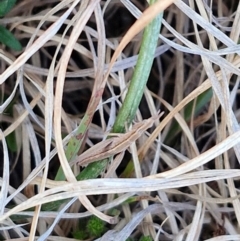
[1,0,240,240]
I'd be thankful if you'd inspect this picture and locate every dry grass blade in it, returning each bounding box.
[53,0,115,224]
[103,0,175,83]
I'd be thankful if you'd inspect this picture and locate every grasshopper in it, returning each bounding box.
[71,114,161,166]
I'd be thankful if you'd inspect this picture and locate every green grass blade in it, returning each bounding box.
[165,88,213,145]
[0,25,22,51]
[0,0,17,17]
[51,0,162,210]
